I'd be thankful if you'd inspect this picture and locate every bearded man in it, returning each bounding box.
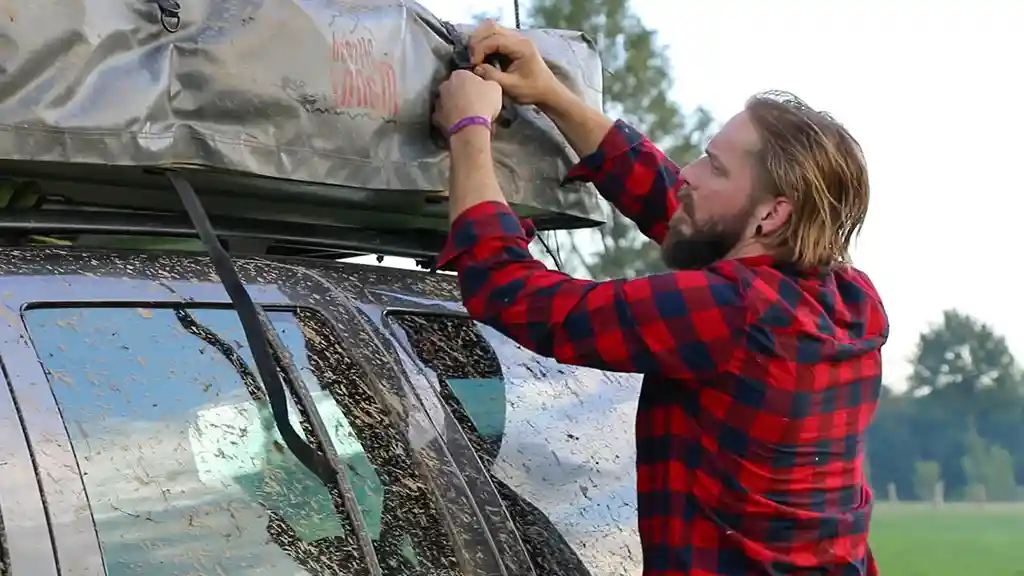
[433,19,888,576]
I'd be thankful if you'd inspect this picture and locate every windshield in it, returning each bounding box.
[24,306,459,575]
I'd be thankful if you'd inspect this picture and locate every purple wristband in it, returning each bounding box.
[448,116,491,138]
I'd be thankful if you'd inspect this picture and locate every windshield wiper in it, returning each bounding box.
[167,172,383,576]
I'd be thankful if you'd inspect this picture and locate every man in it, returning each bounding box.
[433,19,888,576]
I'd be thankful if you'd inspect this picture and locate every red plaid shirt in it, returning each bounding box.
[438,120,888,576]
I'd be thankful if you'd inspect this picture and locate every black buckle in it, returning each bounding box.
[431,22,519,148]
[156,0,181,33]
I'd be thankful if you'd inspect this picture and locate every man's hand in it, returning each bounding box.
[469,20,564,107]
[433,70,503,137]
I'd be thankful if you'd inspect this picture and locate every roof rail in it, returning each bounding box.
[0,207,446,261]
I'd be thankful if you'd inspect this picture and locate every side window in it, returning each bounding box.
[393,314,591,576]
[24,306,459,575]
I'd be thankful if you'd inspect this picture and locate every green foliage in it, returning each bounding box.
[862,444,872,486]
[868,308,1023,502]
[961,421,1017,502]
[986,447,1018,502]
[912,460,942,501]
[909,309,1022,400]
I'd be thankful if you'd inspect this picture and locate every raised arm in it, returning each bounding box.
[438,201,747,376]
[550,95,683,244]
[432,71,747,375]
[468,21,684,244]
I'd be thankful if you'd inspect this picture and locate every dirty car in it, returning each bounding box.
[0,247,644,576]
[0,0,644,574]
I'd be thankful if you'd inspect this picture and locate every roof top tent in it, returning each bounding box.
[0,3,610,573]
[0,0,606,263]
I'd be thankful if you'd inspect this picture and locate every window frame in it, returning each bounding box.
[382,309,537,576]
[0,357,55,576]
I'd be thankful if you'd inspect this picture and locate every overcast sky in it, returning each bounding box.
[352,0,1024,390]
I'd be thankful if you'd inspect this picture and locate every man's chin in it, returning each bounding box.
[661,238,733,271]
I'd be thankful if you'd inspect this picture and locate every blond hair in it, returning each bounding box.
[744,91,869,268]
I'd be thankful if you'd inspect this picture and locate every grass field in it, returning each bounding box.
[870,502,1024,575]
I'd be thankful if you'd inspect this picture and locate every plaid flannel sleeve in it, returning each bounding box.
[437,201,747,376]
[562,120,684,244]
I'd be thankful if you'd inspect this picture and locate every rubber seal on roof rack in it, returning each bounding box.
[166,171,383,575]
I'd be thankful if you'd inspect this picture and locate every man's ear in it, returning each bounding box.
[757,196,792,237]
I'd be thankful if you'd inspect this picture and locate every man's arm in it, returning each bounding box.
[442,129,747,376]
[447,125,506,221]
[541,87,684,244]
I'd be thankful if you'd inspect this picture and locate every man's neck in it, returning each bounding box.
[727,242,774,262]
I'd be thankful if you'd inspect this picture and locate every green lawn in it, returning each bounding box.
[870,502,1024,575]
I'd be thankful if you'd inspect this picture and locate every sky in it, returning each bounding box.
[349,0,1024,390]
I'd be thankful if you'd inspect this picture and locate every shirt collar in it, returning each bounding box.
[731,254,777,268]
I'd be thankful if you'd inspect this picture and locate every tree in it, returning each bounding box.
[985,446,1018,501]
[909,309,1021,401]
[961,419,1017,502]
[912,460,941,502]
[861,443,872,487]
[865,391,917,497]
[521,0,714,279]
[866,309,1024,501]
[907,308,1024,490]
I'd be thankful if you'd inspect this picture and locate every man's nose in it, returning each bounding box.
[678,164,694,188]
[676,174,692,199]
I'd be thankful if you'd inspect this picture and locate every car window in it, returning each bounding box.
[24,306,459,576]
[393,314,607,576]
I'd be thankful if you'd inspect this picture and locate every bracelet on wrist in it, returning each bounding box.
[448,116,492,138]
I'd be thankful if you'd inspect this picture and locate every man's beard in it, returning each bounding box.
[660,197,754,271]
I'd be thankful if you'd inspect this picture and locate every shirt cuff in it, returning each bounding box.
[436,201,534,270]
[560,119,645,185]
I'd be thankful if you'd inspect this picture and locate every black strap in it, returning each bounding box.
[167,172,338,486]
[166,179,385,575]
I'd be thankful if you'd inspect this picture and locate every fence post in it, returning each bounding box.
[933,480,944,507]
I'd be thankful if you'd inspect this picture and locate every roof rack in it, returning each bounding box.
[0,162,459,266]
[0,160,600,234]
[0,204,446,261]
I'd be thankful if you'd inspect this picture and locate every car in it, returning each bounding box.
[0,192,644,576]
[0,1,642,573]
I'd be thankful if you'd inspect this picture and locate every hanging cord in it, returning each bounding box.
[507,0,563,271]
[535,232,563,271]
